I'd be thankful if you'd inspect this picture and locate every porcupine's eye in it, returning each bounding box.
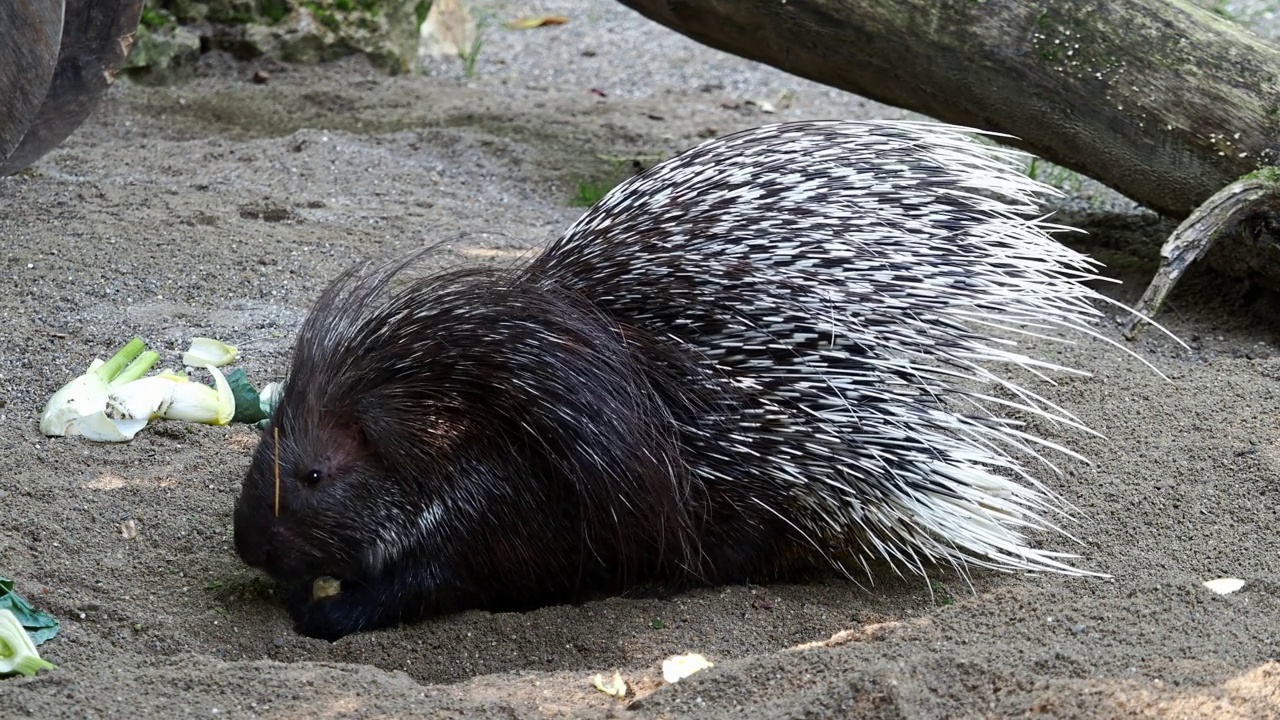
[301,469,323,487]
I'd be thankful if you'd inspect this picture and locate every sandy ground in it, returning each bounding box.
[2,2,1280,718]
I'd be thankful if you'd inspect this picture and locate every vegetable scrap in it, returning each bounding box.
[182,337,237,368]
[40,337,276,442]
[591,669,627,699]
[0,609,55,677]
[1203,577,1245,595]
[0,578,57,645]
[662,652,713,683]
[0,578,57,678]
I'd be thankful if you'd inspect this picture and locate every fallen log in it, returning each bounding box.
[616,0,1280,326]
[617,0,1280,219]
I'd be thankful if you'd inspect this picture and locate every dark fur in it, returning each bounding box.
[233,261,814,640]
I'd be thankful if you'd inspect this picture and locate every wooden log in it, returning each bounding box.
[1123,169,1280,336]
[615,0,1280,221]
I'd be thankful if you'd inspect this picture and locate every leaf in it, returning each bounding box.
[662,652,713,683]
[506,15,567,29]
[0,577,59,646]
[225,368,268,424]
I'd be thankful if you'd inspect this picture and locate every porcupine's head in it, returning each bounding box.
[232,260,414,589]
[232,256,711,636]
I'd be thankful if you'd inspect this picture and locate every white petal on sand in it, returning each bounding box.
[662,653,713,683]
[1203,578,1246,595]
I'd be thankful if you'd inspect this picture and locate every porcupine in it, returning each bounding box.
[233,119,1147,641]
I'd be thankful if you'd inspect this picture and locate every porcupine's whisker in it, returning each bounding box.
[273,425,280,518]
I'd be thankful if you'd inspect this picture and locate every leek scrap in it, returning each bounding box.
[39,337,157,437]
[0,609,55,677]
[182,337,237,368]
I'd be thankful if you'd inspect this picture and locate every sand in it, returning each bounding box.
[1,2,1279,718]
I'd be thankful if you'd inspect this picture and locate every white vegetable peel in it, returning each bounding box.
[107,366,234,425]
[182,337,238,368]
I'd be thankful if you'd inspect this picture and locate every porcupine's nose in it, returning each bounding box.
[235,524,298,577]
[231,492,288,573]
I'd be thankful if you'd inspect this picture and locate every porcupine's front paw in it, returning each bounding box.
[283,577,401,641]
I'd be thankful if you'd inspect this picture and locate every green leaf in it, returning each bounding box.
[224,368,268,424]
[0,577,59,646]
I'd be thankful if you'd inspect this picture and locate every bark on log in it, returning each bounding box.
[615,0,1280,221]
[1123,169,1280,336]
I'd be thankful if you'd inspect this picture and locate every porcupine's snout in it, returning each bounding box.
[232,464,328,581]
[232,494,302,577]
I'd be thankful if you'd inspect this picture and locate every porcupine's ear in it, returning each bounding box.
[353,396,472,482]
